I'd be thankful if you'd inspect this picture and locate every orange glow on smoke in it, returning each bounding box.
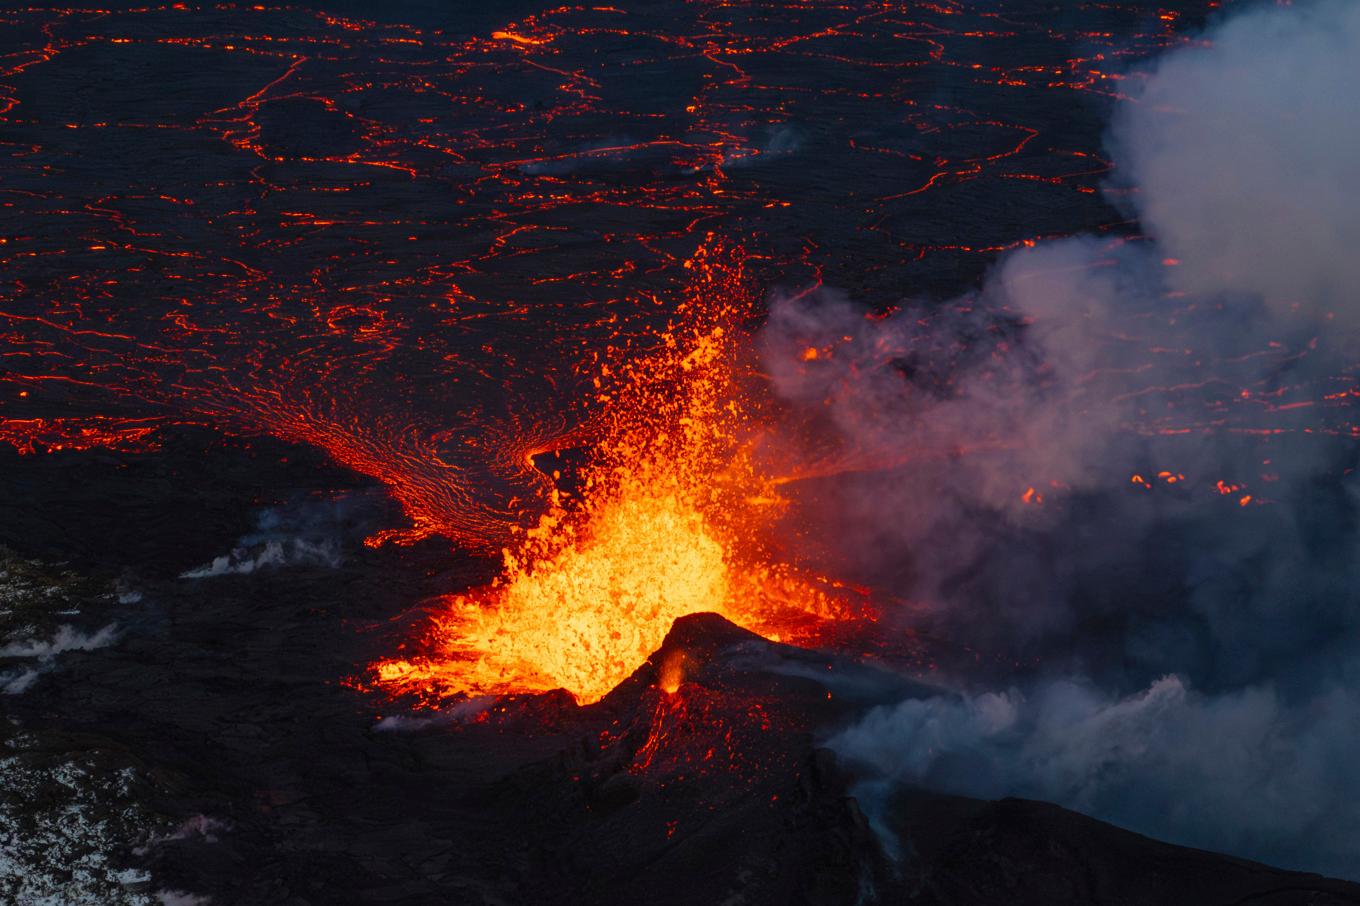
[370,239,865,704]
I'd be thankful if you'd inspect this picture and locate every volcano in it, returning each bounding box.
[6,0,1360,901]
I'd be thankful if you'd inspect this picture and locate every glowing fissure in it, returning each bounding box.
[373,241,860,703]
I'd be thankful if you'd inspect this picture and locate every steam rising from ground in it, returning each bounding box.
[830,677,1360,876]
[785,0,1360,879]
[179,494,379,579]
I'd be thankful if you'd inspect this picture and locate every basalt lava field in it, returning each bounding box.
[4,1,1360,904]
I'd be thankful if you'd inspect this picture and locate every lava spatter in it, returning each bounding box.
[369,240,867,704]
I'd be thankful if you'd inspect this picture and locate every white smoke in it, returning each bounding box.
[782,0,1360,879]
[373,695,495,731]
[2,669,39,695]
[1111,0,1360,319]
[829,676,1360,877]
[180,539,340,579]
[0,623,118,659]
[177,495,371,579]
[1,623,120,696]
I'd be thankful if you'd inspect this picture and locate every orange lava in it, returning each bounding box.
[0,416,164,456]
[371,239,867,704]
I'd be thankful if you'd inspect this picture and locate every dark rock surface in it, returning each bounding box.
[892,792,1360,905]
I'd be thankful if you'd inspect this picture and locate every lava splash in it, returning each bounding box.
[370,240,869,704]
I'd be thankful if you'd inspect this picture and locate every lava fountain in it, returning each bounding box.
[370,238,870,704]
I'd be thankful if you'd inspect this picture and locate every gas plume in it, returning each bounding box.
[797,0,1360,879]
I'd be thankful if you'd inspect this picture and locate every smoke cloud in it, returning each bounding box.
[828,677,1360,876]
[1112,0,1360,320]
[1,623,120,695]
[178,493,382,579]
[768,0,1360,879]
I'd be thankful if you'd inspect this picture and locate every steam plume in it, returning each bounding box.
[771,0,1360,879]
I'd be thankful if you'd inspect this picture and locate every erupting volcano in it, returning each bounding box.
[369,239,871,704]
[5,0,1360,903]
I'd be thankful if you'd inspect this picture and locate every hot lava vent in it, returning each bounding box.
[367,239,873,705]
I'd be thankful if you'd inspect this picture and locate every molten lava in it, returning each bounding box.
[377,482,730,703]
[371,240,865,704]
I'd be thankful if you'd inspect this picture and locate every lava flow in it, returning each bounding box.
[371,239,868,704]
